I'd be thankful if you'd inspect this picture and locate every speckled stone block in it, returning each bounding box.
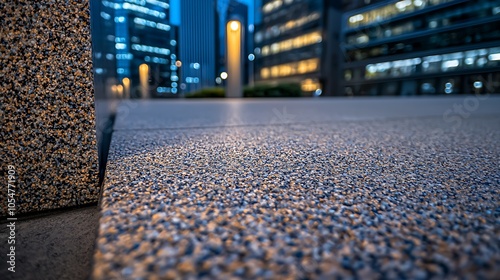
[0,0,99,215]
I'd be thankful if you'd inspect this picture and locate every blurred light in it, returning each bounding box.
[171,75,179,81]
[349,14,364,23]
[414,0,424,7]
[106,54,114,60]
[442,60,459,69]
[123,3,166,19]
[175,60,182,67]
[254,47,261,55]
[229,21,240,31]
[114,16,125,23]
[122,78,130,87]
[171,82,178,88]
[477,57,488,66]
[117,68,125,74]
[445,82,452,88]
[488,53,500,61]
[474,81,483,89]
[248,54,255,61]
[215,77,222,84]
[170,40,176,46]
[220,72,228,79]
[115,43,126,50]
[171,88,178,94]
[157,87,170,93]
[95,68,104,74]
[395,0,411,11]
[248,24,254,32]
[193,63,200,69]
[465,57,474,65]
[100,12,111,20]
[314,89,322,96]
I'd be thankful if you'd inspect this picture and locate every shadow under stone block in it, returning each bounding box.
[0,0,99,215]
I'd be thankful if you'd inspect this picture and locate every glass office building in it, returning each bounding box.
[91,0,178,98]
[341,0,500,96]
[253,0,327,96]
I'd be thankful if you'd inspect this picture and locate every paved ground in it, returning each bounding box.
[93,96,500,279]
[0,206,100,280]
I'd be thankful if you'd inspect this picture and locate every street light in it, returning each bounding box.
[226,20,243,98]
[220,72,228,80]
[122,77,130,98]
[139,63,149,99]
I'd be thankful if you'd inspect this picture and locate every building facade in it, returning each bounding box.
[179,0,218,93]
[91,0,178,98]
[253,0,327,96]
[341,0,500,96]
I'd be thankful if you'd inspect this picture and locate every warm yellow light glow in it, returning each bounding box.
[139,64,149,98]
[175,60,182,67]
[122,77,130,98]
[229,21,240,31]
[116,84,124,97]
[301,79,321,92]
[260,58,319,79]
[260,31,322,57]
[220,72,228,79]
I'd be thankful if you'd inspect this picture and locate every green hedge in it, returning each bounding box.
[184,83,303,98]
[185,87,225,98]
[244,83,302,98]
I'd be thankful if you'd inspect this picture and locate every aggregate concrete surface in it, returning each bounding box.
[93,97,500,279]
[0,206,100,280]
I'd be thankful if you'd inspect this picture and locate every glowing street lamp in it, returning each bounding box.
[226,20,243,98]
[139,63,149,98]
[122,77,130,98]
[220,72,228,80]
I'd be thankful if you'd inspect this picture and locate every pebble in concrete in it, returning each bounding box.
[93,117,500,279]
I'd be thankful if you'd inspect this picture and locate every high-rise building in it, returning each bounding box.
[253,0,342,96]
[179,0,218,93]
[91,0,178,98]
[340,0,500,96]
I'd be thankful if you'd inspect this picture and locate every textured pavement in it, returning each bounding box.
[93,97,500,279]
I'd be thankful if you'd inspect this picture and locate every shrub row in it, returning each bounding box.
[184,83,302,98]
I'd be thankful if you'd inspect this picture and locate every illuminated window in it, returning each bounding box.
[346,0,452,29]
[260,31,322,57]
[259,58,319,79]
[301,79,321,92]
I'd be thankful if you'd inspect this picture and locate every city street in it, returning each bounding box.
[93,96,500,279]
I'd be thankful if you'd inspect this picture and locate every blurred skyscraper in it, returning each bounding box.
[90,0,178,98]
[179,0,218,93]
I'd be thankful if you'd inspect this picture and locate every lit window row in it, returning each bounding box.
[102,1,166,19]
[145,0,169,9]
[131,44,170,55]
[116,53,133,60]
[347,0,452,29]
[260,58,319,79]
[255,12,320,43]
[347,1,500,45]
[301,78,321,92]
[261,31,322,56]
[134,17,170,31]
[144,56,168,64]
[363,47,500,79]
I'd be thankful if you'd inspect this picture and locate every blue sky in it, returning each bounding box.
[170,0,254,26]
